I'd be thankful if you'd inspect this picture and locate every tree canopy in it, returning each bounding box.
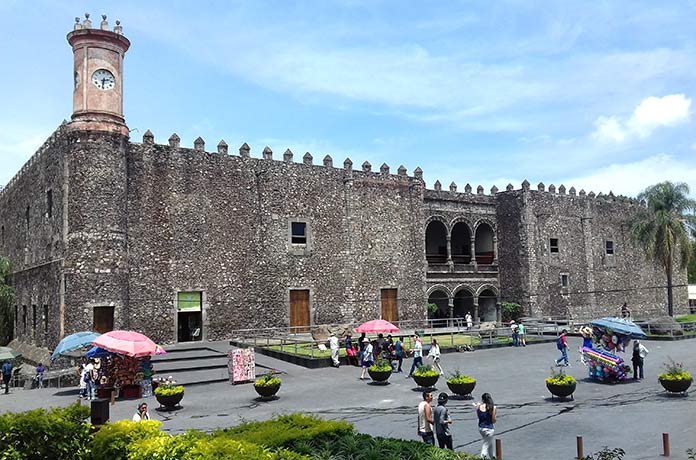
[0,256,15,345]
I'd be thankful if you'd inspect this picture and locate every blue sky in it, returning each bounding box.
[1,1,695,197]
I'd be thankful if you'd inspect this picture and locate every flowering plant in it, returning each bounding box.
[413,364,439,378]
[546,367,576,385]
[658,357,692,381]
[254,371,281,387]
[368,358,393,372]
[154,376,184,396]
[447,369,476,384]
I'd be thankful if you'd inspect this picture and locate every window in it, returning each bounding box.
[605,240,614,255]
[32,305,37,331]
[549,238,559,253]
[25,206,30,228]
[43,305,49,333]
[560,273,569,288]
[291,221,307,244]
[46,190,53,218]
[22,305,27,333]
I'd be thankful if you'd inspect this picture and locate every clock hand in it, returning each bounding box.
[101,78,107,89]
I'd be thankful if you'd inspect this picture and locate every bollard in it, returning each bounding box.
[576,436,583,459]
[110,390,116,405]
[496,438,502,460]
[662,433,670,457]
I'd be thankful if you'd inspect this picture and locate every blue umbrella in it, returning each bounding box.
[86,346,113,359]
[51,331,101,361]
[590,317,646,339]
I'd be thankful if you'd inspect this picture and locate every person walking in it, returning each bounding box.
[84,359,96,400]
[394,336,405,373]
[35,362,46,389]
[554,329,570,367]
[631,339,649,380]
[406,333,423,378]
[510,320,519,347]
[465,312,473,330]
[328,332,340,367]
[345,334,358,366]
[359,338,374,380]
[1,360,12,394]
[433,392,453,450]
[476,392,497,458]
[428,338,444,375]
[132,402,151,421]
[417,390,435,445]
[517,321,526,347]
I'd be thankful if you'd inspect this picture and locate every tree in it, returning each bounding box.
[0,256,15,345]
[629,182,696,316]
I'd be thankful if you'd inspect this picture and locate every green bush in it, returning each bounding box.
[90,420,165,460]
[546,367,576,385]
[658,357,692,381]
[218,413,353,449]
[155,385,184,397]
[0,402,91,460]
[501,302,523,321]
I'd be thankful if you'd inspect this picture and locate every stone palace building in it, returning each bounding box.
[0,15,688,347]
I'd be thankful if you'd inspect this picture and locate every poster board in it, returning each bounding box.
[229,348,255,384]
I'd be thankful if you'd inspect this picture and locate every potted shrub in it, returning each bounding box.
[154,376,184,409]
[658,357,692,394]
[368,358,393,384]
[545,367,576,400]
[254,371,281,399]
[412,364,440,389]
[446,369,476,397]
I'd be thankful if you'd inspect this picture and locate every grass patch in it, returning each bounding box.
[675,314,696,323]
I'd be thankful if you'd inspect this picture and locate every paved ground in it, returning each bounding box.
[2,336,695,459]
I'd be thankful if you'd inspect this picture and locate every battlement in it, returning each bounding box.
[135,129,426,185]
[424,176,640,206]
[0,121,69,202]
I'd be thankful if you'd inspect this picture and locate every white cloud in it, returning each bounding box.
[592,94,691,143]
[561,153,696,197]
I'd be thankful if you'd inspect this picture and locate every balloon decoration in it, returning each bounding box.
[581,346,631,382]
[592,325,631,353]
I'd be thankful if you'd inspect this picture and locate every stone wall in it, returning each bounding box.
[125,140,425,343]
[0,124,68,346]
[496,186,689,319]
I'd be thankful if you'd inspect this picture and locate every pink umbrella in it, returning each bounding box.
[355,319,400,333]
[92,330,166,358]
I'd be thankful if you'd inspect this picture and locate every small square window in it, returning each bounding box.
[605,240,614,255]
[560,273,569,288]
[291,222,307,244]
[549,238,559,253]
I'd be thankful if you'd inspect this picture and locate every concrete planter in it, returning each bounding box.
[659,378,691,394]
[546,382,576,400]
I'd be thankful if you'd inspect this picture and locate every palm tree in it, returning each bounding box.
[0,256,15,345]
[629,182,696,316]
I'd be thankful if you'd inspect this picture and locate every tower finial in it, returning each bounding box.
[74,17,82,30]
[83,13,92,28]
[114,20,122,34]
[100,14,109,30]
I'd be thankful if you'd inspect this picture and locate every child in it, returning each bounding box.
[35,363,46,389]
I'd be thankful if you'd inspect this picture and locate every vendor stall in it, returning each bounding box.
[581,317,646,382]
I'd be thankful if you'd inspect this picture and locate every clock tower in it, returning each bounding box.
[67,13,130,135]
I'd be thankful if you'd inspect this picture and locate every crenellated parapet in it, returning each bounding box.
[500,179,639,204]
[0,121,69,201]
[131,130,425,186]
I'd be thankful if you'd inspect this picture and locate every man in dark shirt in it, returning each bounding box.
[2,361,12,394]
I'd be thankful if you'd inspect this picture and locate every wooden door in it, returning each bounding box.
[289,290,310,333]
[93,306,115,334]
[381,289,398,322]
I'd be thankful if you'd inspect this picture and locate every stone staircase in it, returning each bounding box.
[150,346,230,387]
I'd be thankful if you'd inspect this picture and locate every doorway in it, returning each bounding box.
[177,292,203,342]
[289,289,310,333]
[381,288,398,323]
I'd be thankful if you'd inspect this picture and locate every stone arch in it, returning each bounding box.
[425,217,448,264]
[450,219,473,264]
[474,220,495,264]
[477,285,498,322]
[452,285,475,319]
[426,286,451,323]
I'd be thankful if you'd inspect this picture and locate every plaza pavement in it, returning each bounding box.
[2,336,695,460]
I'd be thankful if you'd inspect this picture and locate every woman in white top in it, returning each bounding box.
[428,339,443,375]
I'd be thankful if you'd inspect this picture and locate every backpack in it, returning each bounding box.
[556,336,564,350]
[83,371,90,383]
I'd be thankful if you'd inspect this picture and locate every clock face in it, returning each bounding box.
[91,69,115,90]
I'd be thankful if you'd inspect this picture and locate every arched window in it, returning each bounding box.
[453,289,474,318]
[451,222,472,264]
[425,220,448,264]
[478,289,497,322]
[427,290,450,325]
[475,223,495,264]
